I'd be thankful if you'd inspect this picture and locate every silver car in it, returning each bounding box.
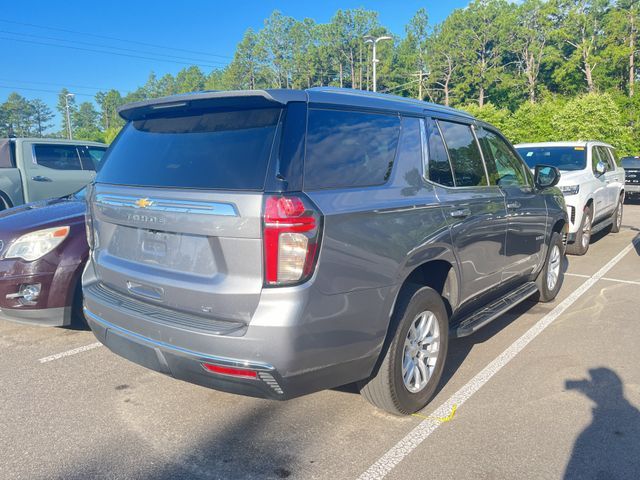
[83,88,567,415]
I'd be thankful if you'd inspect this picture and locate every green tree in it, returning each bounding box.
[73,102,101,141]
[175,66,206,93]
[95,89,124,130]
[29,99,54,136]
[553,0,612,93]
[551,93,633,152]
[226,28,269,89]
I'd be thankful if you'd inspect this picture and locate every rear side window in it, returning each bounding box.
[80,146,107,171]
[33,144,82,170]
[425,118,454,187]
[97,108,281,190]
[438,121,487,187]
[304,109,400,190]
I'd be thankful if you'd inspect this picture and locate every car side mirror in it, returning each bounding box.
[534,164,561,190]
[595,161,607,175]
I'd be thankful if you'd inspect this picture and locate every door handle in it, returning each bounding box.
[507,201,521,210]
[450,208,471,218]
[31,176,52,182]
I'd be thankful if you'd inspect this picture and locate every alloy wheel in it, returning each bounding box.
[402,310,440,393]
[547,244,561,291]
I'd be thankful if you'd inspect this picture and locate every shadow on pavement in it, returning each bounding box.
[58,402,302,480]
[564,368,640,479]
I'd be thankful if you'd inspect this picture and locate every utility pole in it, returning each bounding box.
[64,93,75,140]
[364,35,392,92]
[418,70,423,101]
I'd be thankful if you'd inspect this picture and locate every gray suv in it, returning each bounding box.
[83,88,567,415]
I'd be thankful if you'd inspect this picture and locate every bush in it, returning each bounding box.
[550,93,634,155]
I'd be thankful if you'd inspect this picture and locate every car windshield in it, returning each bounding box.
[515,146,587,171]
[621,157,640,169]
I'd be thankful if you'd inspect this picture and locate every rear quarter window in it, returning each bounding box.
[304,109,401,190]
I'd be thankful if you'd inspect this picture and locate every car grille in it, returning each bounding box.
[86,282,247,335]
[625,168,640,184]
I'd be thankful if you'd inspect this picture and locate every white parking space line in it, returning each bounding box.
[565,273,590,278]
[38,342,103,364]
[566,272,640,286]
[358,239,638,480]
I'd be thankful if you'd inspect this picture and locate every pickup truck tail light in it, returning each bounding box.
[263,195,322,286]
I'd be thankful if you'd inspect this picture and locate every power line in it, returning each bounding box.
[0,29,229,67]
[0,18,233,60]
[0,77,116,92]
[0,35,224,69]
[0,84,93,97]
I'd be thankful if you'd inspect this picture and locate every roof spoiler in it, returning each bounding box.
[118,89,307,121]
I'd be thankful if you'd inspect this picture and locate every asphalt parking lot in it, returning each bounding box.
[2,202,639,480]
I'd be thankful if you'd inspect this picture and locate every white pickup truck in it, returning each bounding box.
[0,137,107,210]
[515,141,626,255]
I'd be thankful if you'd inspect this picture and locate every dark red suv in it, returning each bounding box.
[0,189,87,327]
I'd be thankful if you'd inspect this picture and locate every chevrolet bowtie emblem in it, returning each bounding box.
[135,198,154,209]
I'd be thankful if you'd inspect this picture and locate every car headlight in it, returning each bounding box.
[560,185,580,195]
[4,226,70,262]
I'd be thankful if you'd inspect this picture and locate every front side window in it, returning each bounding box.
[304,109,401,190]
[477,128,528,187]
[425,118,455,187]
[33,144,82,171]
[437,120,487,187]
[592,146,610,174]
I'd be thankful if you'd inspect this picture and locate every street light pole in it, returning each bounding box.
[364,35,392,92]
[64,93,75,140]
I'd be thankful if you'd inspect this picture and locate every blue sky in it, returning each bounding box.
[1,0,470,130]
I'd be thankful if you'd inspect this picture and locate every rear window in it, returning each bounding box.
[621,157,640,169]
[304,109,400,190]
[97,108,281,190]
[515,146,586,171]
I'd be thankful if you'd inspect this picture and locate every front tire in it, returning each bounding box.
[534,232,564,303]
[566,206,592,256]
[359,286,448,415]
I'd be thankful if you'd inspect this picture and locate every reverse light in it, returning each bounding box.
[202,363,258,379]
[4,226,70,262]
[560,185,580,196]
[263,195,322,286]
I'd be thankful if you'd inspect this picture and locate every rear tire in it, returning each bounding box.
[566,206,592,256]
[610,196,623,233]
[534,232,564,303]
[359,286,448,415]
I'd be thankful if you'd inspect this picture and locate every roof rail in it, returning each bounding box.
[306,87,473,118]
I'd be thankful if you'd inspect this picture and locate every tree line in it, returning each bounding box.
[1,0,639,154]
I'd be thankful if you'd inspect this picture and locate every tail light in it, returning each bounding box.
[263,194,322,286]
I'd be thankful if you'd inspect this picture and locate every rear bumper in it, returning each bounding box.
[83,267,392,399]
[624,184,640,194]
[85,306,375,400]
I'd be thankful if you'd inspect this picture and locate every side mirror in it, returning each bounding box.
[534,164,561,190]
[595,161,607,175]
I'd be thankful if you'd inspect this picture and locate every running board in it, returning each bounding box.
[450,282,539,338]
[590,217,613,236]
